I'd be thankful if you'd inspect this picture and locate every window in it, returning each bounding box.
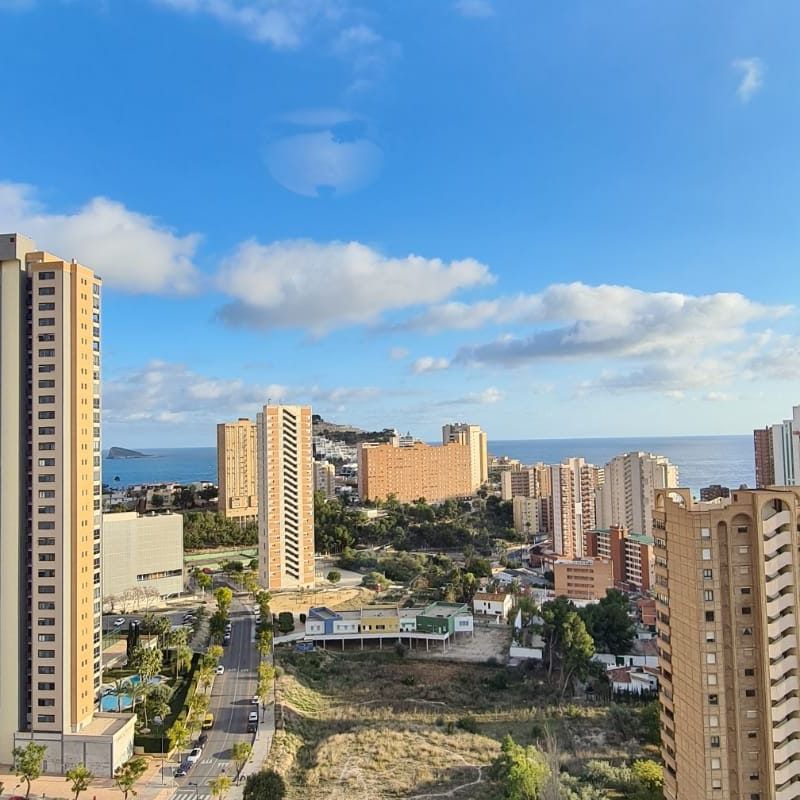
[741,587,751,595]
[37,682,56,691]
[38,586,55,594]
[701,527,711,538]
[38,427,55,435]
[705,611,715,622]
[742,606,752,615]
[39,271,55,280]
[38,459,55,468]
[38,666,56,674]
[39,318,55,326]
[37,698,55,706]
[38,333,55,342]
[39,396,55,405]
[703,569,713,579]
[38,537,55,546]
[38,364,55,373]
[706,631,716,642]
[38,286,55,295]
[747,731,757,739]
[749,773,759,781]
[37,649,55,658]
[38,302,55,311]
[709,715,719,727]
[38,570,56,578]
[708,674,718,685]
[708,694,718,705]
[39,474,55,483]
[38,410,56,419]
[744,668,755,677]
[710,736,720,748]
[739,545,749,554]
[37,505,55,514]
[38,553,55,562]
[704,590,714,601]
[702,548,712,560]
[37,634,55,642]
[745,689,756,697]
[706,653,717,664]
[38,490,55,499]
[37,522,55,530]
[711,758,721,769]
[742,626,753,635]
[37,715,55,723]
[38,380,55,389]
[712,779,722,789]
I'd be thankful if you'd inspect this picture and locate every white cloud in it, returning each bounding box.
[733,57,765,103]
[389,347,409,361]
[150,0,335,49]
[453,0,494,17]
[0,181,201,294]
[215,239,493,334]
[437,386,504,405]
[104,360,380,424]
[411,356,451,374]
[442,283,787,367]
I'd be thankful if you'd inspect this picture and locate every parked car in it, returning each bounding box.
[174,763,189,777]
[197,733,208,746]
[215,665,225,675]
[113,618,125,627]
[201,713,214,730]
[248,711,258,723]
[251,695,259,705]
[187,747,202,764]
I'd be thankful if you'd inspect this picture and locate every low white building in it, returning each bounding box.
[102,511,184,599]
[606,665,659,694]
[473,591,513,620]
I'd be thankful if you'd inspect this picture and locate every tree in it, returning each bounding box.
[326,570,341,585]
[127,646,163,727]
[13,742,47,800]
[491,735,550,800]
[195,570,213,593]
[232,742,252,775]
[174,644,193,677]
[65,763,94,800]
[578,590,635,655]
[559,612,595,697]
[113,758,148,800]
[243,770,286,800]
[277,612,294,634]
[167,719,191,762]
[209,774,232,800]
[256,628,273,658]
[631,760,663,800]
[215,586,233,616]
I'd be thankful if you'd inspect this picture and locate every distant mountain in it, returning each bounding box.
[312,415,394,445]
[106,446,154,460]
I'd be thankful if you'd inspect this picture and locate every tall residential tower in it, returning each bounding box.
[217,418,259,522]
[0,234,133,774]
[442,422,488,491]
[257,404,315,589]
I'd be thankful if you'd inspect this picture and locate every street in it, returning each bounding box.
[171,599,262,799]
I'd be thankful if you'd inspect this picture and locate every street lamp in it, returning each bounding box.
[153,715,165,785]
[188,781,200,800]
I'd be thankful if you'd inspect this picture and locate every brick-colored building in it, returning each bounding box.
[584,525,654,591]
[357,440,473,504]
[217,418,258,521]
[553,557,613,601]
[753,425,775,488]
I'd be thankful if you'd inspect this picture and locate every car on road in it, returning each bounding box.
[197,733,208,746]
[222,636,230,646]
[248,711,258,723]
[174,763,189,777]
[187,747,202,764]
[113,618,125,627]
[251,695,259,705]
[215,665,225,675]
[254,614,261,624]
[202,713,214,730]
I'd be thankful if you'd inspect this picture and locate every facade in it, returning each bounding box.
[512,496,541,536]
[753,426,775,488]
[313,460,336,499]
[699,484,731,502]
[755,405,800,487]
[257,404,315,590]
[216,418,258,521]
[597,451,678,537]
[357,440,473,504]
[102,512,184,598]
[584,525,655,591]
[500,464,550,501]
[654,486,800,800]
[0,234,134,773]
[549,463,576,558]
[553,557,613,601]
[472,591,513,620]
[442,423,488,490]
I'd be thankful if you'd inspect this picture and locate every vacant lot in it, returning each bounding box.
[266,648,658,799]
[268,586,375,615]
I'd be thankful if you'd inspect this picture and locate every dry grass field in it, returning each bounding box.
[265,648,658,799]
[268,586,376,615]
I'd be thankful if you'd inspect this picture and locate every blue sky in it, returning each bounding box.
[2,0,799,446]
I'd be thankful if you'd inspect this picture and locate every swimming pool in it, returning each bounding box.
[99,675,164,712]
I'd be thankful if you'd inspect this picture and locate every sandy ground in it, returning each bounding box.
[267,586,376,615]
[407,624,512,663]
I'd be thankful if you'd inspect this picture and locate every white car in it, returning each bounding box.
[186,747,202,763]
[251,695,259,705]
[215,665,225,675]
[113,618,125,627]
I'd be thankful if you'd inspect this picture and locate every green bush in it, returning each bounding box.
[456,715,479,734]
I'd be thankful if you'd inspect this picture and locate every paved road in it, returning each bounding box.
[173,600,261,797]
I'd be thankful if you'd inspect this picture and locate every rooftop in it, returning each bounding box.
[421,602,470,619]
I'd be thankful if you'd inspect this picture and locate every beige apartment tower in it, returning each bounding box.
[257,404,315,589]
[0,234,133,773]
[217,418,258,521]
[655,486,800,800]
[358,440,473,504]
[442,423,488,491]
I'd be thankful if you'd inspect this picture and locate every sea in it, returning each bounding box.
[103,435,754,493]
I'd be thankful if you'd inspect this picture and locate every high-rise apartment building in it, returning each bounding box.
[547,458,602,559]
[500,464,550,501]
[442,423,488,491]
[217,418,258,521]
[753,426,775,488]
[655,486,800,800]
[0,234,133,773]
[357,440,473,504]
[313,459,335,499]
[597,451,678,537]
[257,404,315,589]
[584,524,654,591]
[754,406,800,487]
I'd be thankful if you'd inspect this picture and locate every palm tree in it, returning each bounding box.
[175,645,193,677]
[110,679,128,713]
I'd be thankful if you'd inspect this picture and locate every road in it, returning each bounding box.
[172,599,261,798]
